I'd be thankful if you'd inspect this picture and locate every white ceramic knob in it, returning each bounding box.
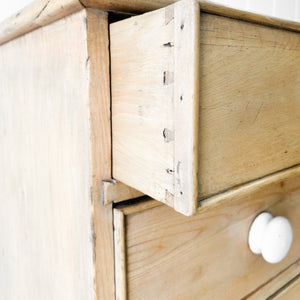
[248,212,293,264]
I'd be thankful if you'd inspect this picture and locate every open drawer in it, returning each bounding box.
[110,0,300,215]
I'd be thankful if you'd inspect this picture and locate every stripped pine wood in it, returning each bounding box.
[111,2,176,210]
[85,9,115,300]
[269,274,300,299]
[0,0,83,45]
[0,11,94,300]
[83,0,300,33]
[111,0,300,215]
[198,165,300,213]
[116,198,162,215]
[111,0,201,216]
[114,209,127,300]
[173,0,200,214]
[0,9,115,299]
[115,173,300,299]
[1,1,300,299]
[196,13,300,200]
[0,0,299,46]
[246,260,300,299]
[103,180,144,204]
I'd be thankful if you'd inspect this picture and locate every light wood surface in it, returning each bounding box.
[173,0,200,215]
[0,0,83,46]
[0,10,94,299]
[197,13,300,200]
[116,198,162,215]
[111,0,200,215]
[246,260,300,299]
[115,174,300,299]
[269,274,300,299]
[198,165,300,213]
[0,9,115,299]
[111,1,300,215]
[85,9,115,300]
[0,0,299,46]
[103,180,144,204]
[111,2,176,211]
[114,209,127,300]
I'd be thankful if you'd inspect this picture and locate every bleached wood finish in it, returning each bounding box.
[0,9,115,299]
[111,2,175,210]
[196,13,300,200]
[111,0,300,215]
[270,275,300,299]
[173,0,200,214]
[114,174,300,299]
[0,0,83,45]
[114,209,127,300]
[0,0,300,46]
[111,0,200,216]
[246,260,300,299]
[198,165,300,213]
[103,180,144,204]
[0,11,94,299]
[83,0,300,33]
[116,198,162,215]
[85,10,115,300]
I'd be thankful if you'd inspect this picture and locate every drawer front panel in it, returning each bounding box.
[269,274,300,299]
[116,174,300,299]
[111,0,300,215]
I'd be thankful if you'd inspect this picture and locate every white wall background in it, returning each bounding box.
[0,0,299,23]
[213,0,300,22]
[0,0,33,23]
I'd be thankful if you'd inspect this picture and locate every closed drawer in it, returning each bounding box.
[270,275,300,299]
[114,174,300,299]
[110,0,300,215]
[246,260,300,299]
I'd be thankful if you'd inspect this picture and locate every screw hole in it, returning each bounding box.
[180,24,184,30]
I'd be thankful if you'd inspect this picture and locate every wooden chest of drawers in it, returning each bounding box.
[0,0,299,299]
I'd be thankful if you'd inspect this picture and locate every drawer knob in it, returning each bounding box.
[248,212,293,264]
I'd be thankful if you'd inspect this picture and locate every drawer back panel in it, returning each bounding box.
[198,13,300,199]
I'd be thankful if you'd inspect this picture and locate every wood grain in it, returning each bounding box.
[111,3,300,215]
[173,0,200,215]
[0,0,83,46]
[114,209,127,300]
[269,274,300,299]
[119,174,300,299]
[0,9,116,299]
[246,260,300,299]
[198,165,300,213]
[111,2,176,210]
[0,10,94,299]
[111,0,200,215]
[83,0,300,34]
[116,198,162,216]
[103,180,144,204]
[1,0,300,46]
[85,9,115,300]
[197,13,300,200]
